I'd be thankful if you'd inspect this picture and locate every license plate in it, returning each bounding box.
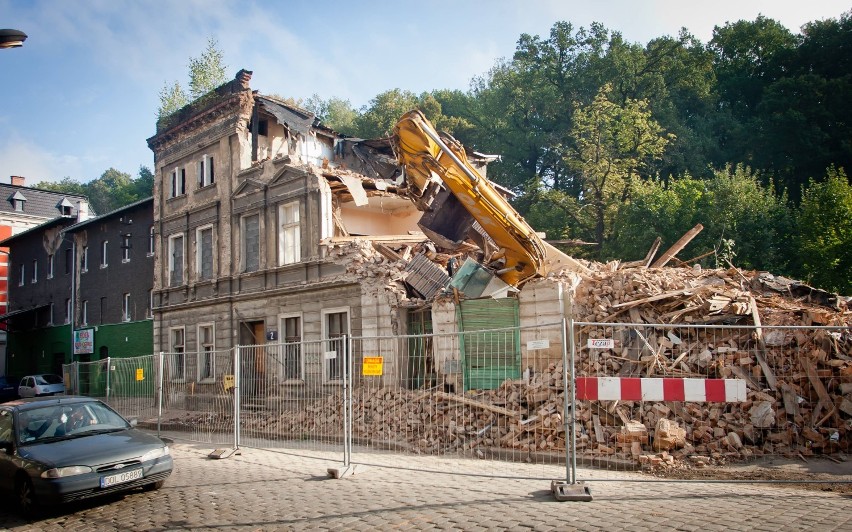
[100,468,143,488]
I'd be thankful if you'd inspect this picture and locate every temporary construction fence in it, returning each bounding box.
[63,319,851,488]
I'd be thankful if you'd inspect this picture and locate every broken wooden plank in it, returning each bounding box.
[749,296,778,391]
[592,414,605,443]
[643,237,663,267]
[800,358,831,405]
[611,288,692,310]
[780,384,800,417]
[432,391,520,418]
[651,224,704,268]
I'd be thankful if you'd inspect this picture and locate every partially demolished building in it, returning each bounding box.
[146,70,852,463]
[146,70,567,391]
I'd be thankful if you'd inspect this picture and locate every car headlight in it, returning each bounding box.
[140,446,169,462]
[41,465,93,478]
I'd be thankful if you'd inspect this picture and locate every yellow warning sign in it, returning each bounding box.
[135,368,144,381]
[362,356,383,376]
[223,375,235,392]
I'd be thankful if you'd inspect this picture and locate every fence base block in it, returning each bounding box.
[551,480,593,502]
[208,448,240,460]
[327,465,360,479]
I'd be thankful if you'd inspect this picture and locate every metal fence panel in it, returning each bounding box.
[234,339,347,461]
[159,348,236,446]
[570,321,852,480]
[348,322,569,480]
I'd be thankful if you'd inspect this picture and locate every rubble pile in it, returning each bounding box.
[171,240,851,469]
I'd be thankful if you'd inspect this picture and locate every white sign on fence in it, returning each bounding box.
[526,339,550,350]
[587,338,614,349]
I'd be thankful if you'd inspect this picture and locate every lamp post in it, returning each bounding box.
[0,29,27,49]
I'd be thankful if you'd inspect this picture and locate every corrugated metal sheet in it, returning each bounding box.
[403,253,449,299]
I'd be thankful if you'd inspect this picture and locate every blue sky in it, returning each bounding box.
[1,0,848,185]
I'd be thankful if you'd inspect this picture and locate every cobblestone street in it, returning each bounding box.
[1,439,850,531]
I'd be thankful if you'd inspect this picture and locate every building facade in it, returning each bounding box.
[2,199,154,379]
[0,177,90,375]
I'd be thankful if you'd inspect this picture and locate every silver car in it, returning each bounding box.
[0,396,173,516]
[18,374,66,398]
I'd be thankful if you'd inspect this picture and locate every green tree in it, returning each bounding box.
[304,94,358,134]
[158,81,188,118]
[188,37,227,100]
[609,165,791,271]
[158,37,227,118]
[35,166,154,214]
[567,85,673,254]
[795,167,852,294]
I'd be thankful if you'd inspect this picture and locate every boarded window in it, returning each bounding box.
[242,214,260,273]
[197,227,213,280]
[169,234,184,286]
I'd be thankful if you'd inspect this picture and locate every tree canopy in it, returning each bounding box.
[46,11,852,293]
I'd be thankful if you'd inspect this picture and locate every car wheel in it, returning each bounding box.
[143,480,166,491]
[15,475,38,517]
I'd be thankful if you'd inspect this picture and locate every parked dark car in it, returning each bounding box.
[0,376,18,402]
[0,396,173,515]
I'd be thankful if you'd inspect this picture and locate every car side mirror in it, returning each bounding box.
[128,418,138,427]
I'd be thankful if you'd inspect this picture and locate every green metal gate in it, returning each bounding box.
[457,298,521,390]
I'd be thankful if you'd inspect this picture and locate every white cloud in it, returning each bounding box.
[0,136,89,185]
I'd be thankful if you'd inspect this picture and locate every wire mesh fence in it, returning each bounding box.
[348,322,569,480]
[569,321,852,479]
[64,318,851,484]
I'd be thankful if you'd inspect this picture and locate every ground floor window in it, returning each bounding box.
[198,324,215,381]
[169,327,185,381]
[280,315,302,380]
[322,308,349,382]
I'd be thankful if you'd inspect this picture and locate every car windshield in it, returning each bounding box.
[16,401,130,444]
[35,374,63,385]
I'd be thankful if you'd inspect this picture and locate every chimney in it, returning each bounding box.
[10,176,25,186]
[77,200,91,222]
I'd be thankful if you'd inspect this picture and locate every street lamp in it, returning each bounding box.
[0,29,27,49]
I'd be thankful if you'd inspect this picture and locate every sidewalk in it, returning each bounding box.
[1,441,850,531]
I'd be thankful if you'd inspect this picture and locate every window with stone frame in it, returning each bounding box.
[281,315,302,380]
[168,234,185,286]
[323,308,349,382]
[170,167,187,198]
[278,201,300,265]
[198,323,215,381]
[241,214,260,273]
[169,327,186,381]
[196,226,214,281]
[198,155,215,188]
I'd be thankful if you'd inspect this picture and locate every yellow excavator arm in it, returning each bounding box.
[392,110,548,286]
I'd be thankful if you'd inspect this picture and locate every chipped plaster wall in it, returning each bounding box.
[338,204,421,235]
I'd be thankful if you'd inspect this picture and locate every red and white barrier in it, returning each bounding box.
[575,377,747,403]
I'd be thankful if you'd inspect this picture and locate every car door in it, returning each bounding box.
[18,377,35,398]
[0,409,16,495]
